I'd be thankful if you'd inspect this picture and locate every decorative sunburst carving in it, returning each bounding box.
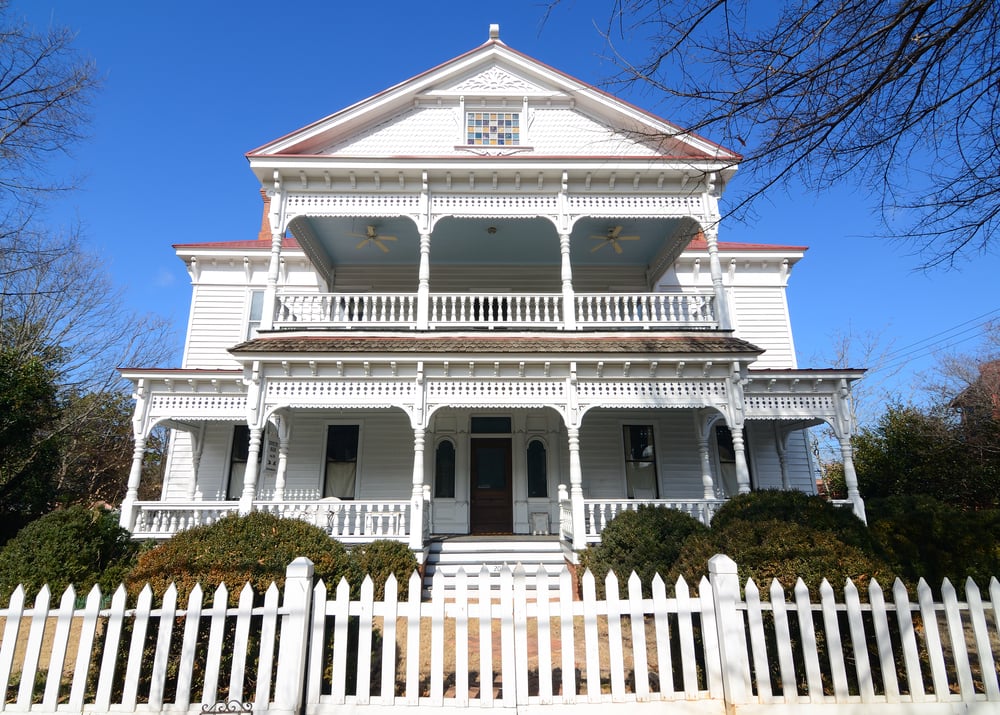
[454,67,537,92]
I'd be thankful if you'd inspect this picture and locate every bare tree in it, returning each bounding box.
[560,0,998,268]
[0,0,97,216]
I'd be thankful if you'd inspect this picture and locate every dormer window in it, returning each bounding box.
[466,111,519,146]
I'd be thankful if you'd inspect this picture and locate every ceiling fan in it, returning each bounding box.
[590,225,640,254]
[349,225,397,254]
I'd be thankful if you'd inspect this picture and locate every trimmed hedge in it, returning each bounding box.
[579,505,710,597]
[710,489,877,552]
[348,539,420,600]
[669,517,894,595]
[866,496,1000,590]
[126,511,351,604]
[0,506,139,600]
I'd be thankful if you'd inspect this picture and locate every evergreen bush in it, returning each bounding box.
[866,495,1000,590]
[669,517,894,596]
[579,505,709,597]
[125,511,350,604]
[347,539,419,600]
[0,506,139,600]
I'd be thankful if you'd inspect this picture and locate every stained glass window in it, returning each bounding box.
[466,111,519,146]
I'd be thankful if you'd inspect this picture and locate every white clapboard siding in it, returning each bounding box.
[730,286,796,368]
[0,563,997,714]
[183,284,250,369]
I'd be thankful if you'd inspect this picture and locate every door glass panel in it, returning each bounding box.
[475,446,507,489]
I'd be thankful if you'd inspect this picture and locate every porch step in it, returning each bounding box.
[422,536,569,595]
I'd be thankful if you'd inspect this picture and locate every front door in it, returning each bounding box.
[469,438,512,534]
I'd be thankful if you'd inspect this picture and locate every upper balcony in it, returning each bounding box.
[274,289,718,331]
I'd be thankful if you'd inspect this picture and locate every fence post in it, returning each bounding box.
[273,557,315,715]
[708,554,749,707]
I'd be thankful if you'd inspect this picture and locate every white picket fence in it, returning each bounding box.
[0,556,998,714]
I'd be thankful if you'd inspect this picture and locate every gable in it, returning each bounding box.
[249,34,736,163]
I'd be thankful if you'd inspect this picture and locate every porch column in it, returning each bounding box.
[567,426,587,551]
[731,425,751,494]
[260,179,283,331]
[839,438,867,523]
[187,425,205,499]
[409,429,426,549]
[119,435,147,530]
[703,225,733,331]
[775,425,791,489]
[416,232,431,329]
[697,433,716,499]
[559,233,576,330]
[239,426,263,514]
[274,417,291,501]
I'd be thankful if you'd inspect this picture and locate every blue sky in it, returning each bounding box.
[15,1,999,413]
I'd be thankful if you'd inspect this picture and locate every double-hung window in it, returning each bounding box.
[623,425,659,499]
[324,425,359,499]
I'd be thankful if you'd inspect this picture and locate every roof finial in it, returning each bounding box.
[489,24,500,40]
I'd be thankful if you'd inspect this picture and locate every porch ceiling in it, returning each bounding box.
[290,215,690,270]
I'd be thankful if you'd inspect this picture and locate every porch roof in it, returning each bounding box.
[230,333,762,356]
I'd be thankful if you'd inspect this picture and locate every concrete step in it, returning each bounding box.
[422,536,569,593]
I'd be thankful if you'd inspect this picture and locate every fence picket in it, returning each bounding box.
[512,565,529,708]
[453,569,469,707]
[229,582,255,702]
[675,576,698,697]
[844,579,875,703]
[121,584,153,707]
[651,574,673,696]
[581,569,601,701]
[966,578,999,699]
[356,576,375,704]
[627,572,650,701]
[868,579,900,702]
[604,571,626,700]
[500,565,516,708]
[0,585,25,708]
[558,568,576,701]
[95,585,127,710]
[892,579,926,700]
[330,577,351,703]
[429,571,445,705]
[378,574,399,705]
[305,580,327,705]
[254,582,280,707]
[202,583,229,705]
[917,578,949,697]
[744,578,772,700]
[42,585,76,709]
[18,585,51,705]
[174,584,204,709]
[148,584,177,708]
[700,574,727,699]
[769,580,797,703]
[535,566,553,704]
[478,566,494,705]
[405,570,422,704]
[819,579,849,699]
[794,579,823,699]
[941,578,974,698]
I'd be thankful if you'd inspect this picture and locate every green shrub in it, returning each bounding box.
[669,518,894,596]
[347,539,419,600]
[710,489,877,552]
[866,496,1000,590]
[0,506,139,600]
[125,511,350,604]
[580,505,710,597]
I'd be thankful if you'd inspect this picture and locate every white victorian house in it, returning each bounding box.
[119,26,865,560]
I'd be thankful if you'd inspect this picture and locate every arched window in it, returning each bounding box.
[434,440,456,498]
[527,439,547,498]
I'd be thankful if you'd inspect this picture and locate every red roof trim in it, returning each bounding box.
[174,238,302,250]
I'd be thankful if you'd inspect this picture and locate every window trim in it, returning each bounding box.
[620,423,660,499]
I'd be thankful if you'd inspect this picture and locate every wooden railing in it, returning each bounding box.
[583,497,726,539]
[131,500,411,542]
[273,290,718,330]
